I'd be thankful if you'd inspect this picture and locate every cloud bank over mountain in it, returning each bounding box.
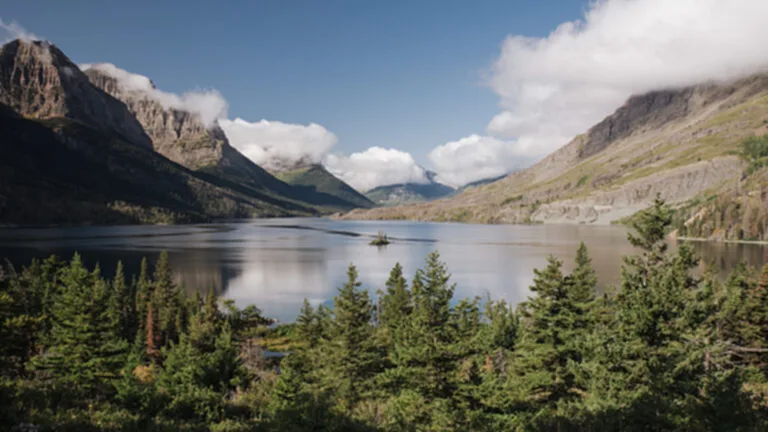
[0,18,41,43]
[483,0,768,162]
[219,118,338,171]
[324,147,429,192]
[428,135,531,187]
[79,63,228,127]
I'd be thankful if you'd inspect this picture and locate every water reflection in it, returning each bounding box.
[0,219,765,322]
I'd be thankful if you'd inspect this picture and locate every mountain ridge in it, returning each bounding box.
[339,73,768,225]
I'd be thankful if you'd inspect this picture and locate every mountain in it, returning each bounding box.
[341,73,768,226]
[0,40,152,148]
[274,164,374,209]
[454,174,507,193]
[0,39,323,224]
[82,66,364,212]
[364,171,454,205]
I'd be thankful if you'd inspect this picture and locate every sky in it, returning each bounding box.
[4,0,768,191]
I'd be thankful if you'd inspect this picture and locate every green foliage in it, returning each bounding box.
[4,207,768,430]
[742,134,768,173]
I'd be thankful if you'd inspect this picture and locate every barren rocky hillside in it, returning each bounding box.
[0,39,152,148]
[340,74,768,225]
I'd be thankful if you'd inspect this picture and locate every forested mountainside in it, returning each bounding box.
[0,39,368,224]
[341,74,768,236]
[273,164,374,209]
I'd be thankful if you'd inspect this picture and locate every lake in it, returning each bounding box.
[0,218,766,322]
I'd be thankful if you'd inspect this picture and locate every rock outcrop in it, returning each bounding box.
[0,39,152,148]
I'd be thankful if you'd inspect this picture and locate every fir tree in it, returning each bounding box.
[136,257,151,334]
[511,255,590,427]
[392,251,458,401]
[330,264,379,407]
[379,262,412,343]
[35,254,127,398]
[296,298,320,348]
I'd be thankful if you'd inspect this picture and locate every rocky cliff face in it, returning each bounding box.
[83,67,228,169]
[83,66,299,197]
[0,39,152,148]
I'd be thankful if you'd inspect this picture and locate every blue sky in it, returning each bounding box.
[1,0,587,167]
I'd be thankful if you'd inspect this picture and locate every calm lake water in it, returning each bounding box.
[0,218,766,322]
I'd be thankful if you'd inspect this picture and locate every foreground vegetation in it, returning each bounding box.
[2,198,768,430]
[675,134,768,242]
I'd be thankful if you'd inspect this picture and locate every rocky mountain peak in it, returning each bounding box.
[0,39,152,148]
[83,66,226,169]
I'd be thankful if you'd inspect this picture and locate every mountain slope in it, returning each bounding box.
[83,66,366,212]
[341,74,768,224]
[0,105,315,224]
[0,40,152,148]
[274,164,374,209]
[0,39,322,224]
[364,170,454,205]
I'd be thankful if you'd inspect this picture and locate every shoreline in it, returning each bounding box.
[675,235,768,246]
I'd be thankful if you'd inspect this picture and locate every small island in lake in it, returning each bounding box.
[370,231,390,246]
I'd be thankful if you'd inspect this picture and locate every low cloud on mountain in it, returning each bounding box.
[428,135,532,187]
[0,18,41,43]
[324,147,429,192]
[484,0,768,161]
[219,118,338,171]
[79,63,228,127]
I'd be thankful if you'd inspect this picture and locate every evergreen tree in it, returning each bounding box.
[379,263,412,332]
[112,261,137,342]
[136,257,151,334]
[296,298,321,348]
[35,254,127,398]
[511,255,591,427]
[153,251,183,348]
[329,264,379,408]
[392,252,458,402]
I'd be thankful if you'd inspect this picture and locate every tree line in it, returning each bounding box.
[2,197,768,430]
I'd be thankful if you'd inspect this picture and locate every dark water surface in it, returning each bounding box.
[0,218,766,322]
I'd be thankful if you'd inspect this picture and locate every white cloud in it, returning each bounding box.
[324,147,429,192]
[485,0,768,161]
[428,135,530,187]
[0,18,41,43]
[80,63,228,127]
[219,118,338,171]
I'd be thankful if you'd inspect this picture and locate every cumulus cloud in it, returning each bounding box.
[485,0,768,162]
[324,147,429,192]
[0,18,41,43]
[79,63,228,127]
[219,118,338,170]
[428,135,531,187]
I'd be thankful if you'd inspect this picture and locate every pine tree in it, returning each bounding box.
[296,298,320,348]
[35,254,127,397]
[511,256,589,426]
[379,262,412,342]
[610,197,706,428]
[112,261,137,342]
[392,251,458,401]
[153,251,183,348]
[136,257,151,334]
[329,264,379,407]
